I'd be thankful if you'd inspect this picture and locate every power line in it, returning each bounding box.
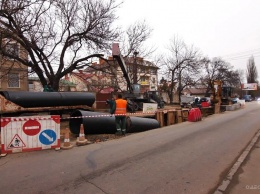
[220,48,260,58]
[223,54,260,61]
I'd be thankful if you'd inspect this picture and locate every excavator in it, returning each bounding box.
[112,43,164,112]
[214,80,235,105]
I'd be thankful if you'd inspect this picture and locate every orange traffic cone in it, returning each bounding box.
[76,124,91,146]
[61,129,73,149]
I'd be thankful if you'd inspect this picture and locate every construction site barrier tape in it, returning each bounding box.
[0,117,60,122]
[0,111,165,122]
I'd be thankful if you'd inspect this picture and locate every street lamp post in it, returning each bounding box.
[133,51,139,84]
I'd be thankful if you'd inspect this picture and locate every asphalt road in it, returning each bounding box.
[0,102,260,194]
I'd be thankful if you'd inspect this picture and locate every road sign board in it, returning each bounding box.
[1,115,60,154]
[23,120,41,136]
[7,134,26,149]
[39,129,57,145]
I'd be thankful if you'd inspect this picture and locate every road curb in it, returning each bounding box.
[214,129,260,194]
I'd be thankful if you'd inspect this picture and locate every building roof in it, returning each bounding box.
[71,72,94,80]
[124,57,159,69]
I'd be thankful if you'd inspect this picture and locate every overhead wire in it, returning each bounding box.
[219,48,260,61]
[223,54,260,61]
[220,48,260,58]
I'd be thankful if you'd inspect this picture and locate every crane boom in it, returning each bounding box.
[111,43,164,111]
[112,43,132,92]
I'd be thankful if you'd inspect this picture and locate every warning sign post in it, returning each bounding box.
[1,115,60,154]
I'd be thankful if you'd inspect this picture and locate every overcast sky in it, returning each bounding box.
[115,0,260,81]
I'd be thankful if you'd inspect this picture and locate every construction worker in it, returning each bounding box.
[43,83,55,92]
[106,94,116,115]
[112,93,127,135]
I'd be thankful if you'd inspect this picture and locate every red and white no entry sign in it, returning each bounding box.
[23,120,41,136]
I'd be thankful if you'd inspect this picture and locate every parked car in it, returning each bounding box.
[231,97,240,104]
[198,97,211,108]
[243,95,252,102]
[199,97,211,103]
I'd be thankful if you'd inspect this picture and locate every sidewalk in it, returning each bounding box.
[216,131,260,194]
[226,138,260,194]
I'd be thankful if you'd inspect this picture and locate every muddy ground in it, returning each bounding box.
[60,120,125,144]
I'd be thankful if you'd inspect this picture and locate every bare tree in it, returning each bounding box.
[121,20,155,58]
[230,69,244,97]
[0,0,121,90]
[121,21,156,87]
[246,56,258,97]
[163,36,202,103]
[246,56,258,84]
[202,57,241,101]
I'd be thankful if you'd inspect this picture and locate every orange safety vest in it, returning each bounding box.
[115,99,127,115]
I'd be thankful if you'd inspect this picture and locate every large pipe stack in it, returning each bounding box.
[69,110,160,134]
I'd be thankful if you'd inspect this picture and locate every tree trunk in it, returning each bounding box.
[52,78,60,91]
[169,92,173,104]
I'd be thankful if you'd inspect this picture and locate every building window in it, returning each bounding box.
[150,69,156,75]
[28,81,34,91]
[8,73,20,88]
[140,67,145,73]
[140,76,146,82]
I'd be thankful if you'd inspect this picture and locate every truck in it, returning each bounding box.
[180,95,196,108]
[112,43,164,112]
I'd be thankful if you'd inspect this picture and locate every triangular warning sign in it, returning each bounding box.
[8,134,26,149]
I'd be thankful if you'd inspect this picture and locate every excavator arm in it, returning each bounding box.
[112,43,133,93]
[111,43,164,111]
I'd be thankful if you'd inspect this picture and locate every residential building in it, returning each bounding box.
[182,87,213,97]
[28,76,77,92]
[119,56,159,93]
[69,69,114,93]
[67,56,159,94]
[28,77,43,92]
[0,38,28,91]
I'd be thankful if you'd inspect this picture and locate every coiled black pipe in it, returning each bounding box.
[0,91,95,108]
[69,110,117,134]
[126,116,160,133]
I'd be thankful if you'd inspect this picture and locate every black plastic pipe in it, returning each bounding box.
[69,110,117,134]
[126,116,160,133]
[0,91,95,108]
[69,110,160,134]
